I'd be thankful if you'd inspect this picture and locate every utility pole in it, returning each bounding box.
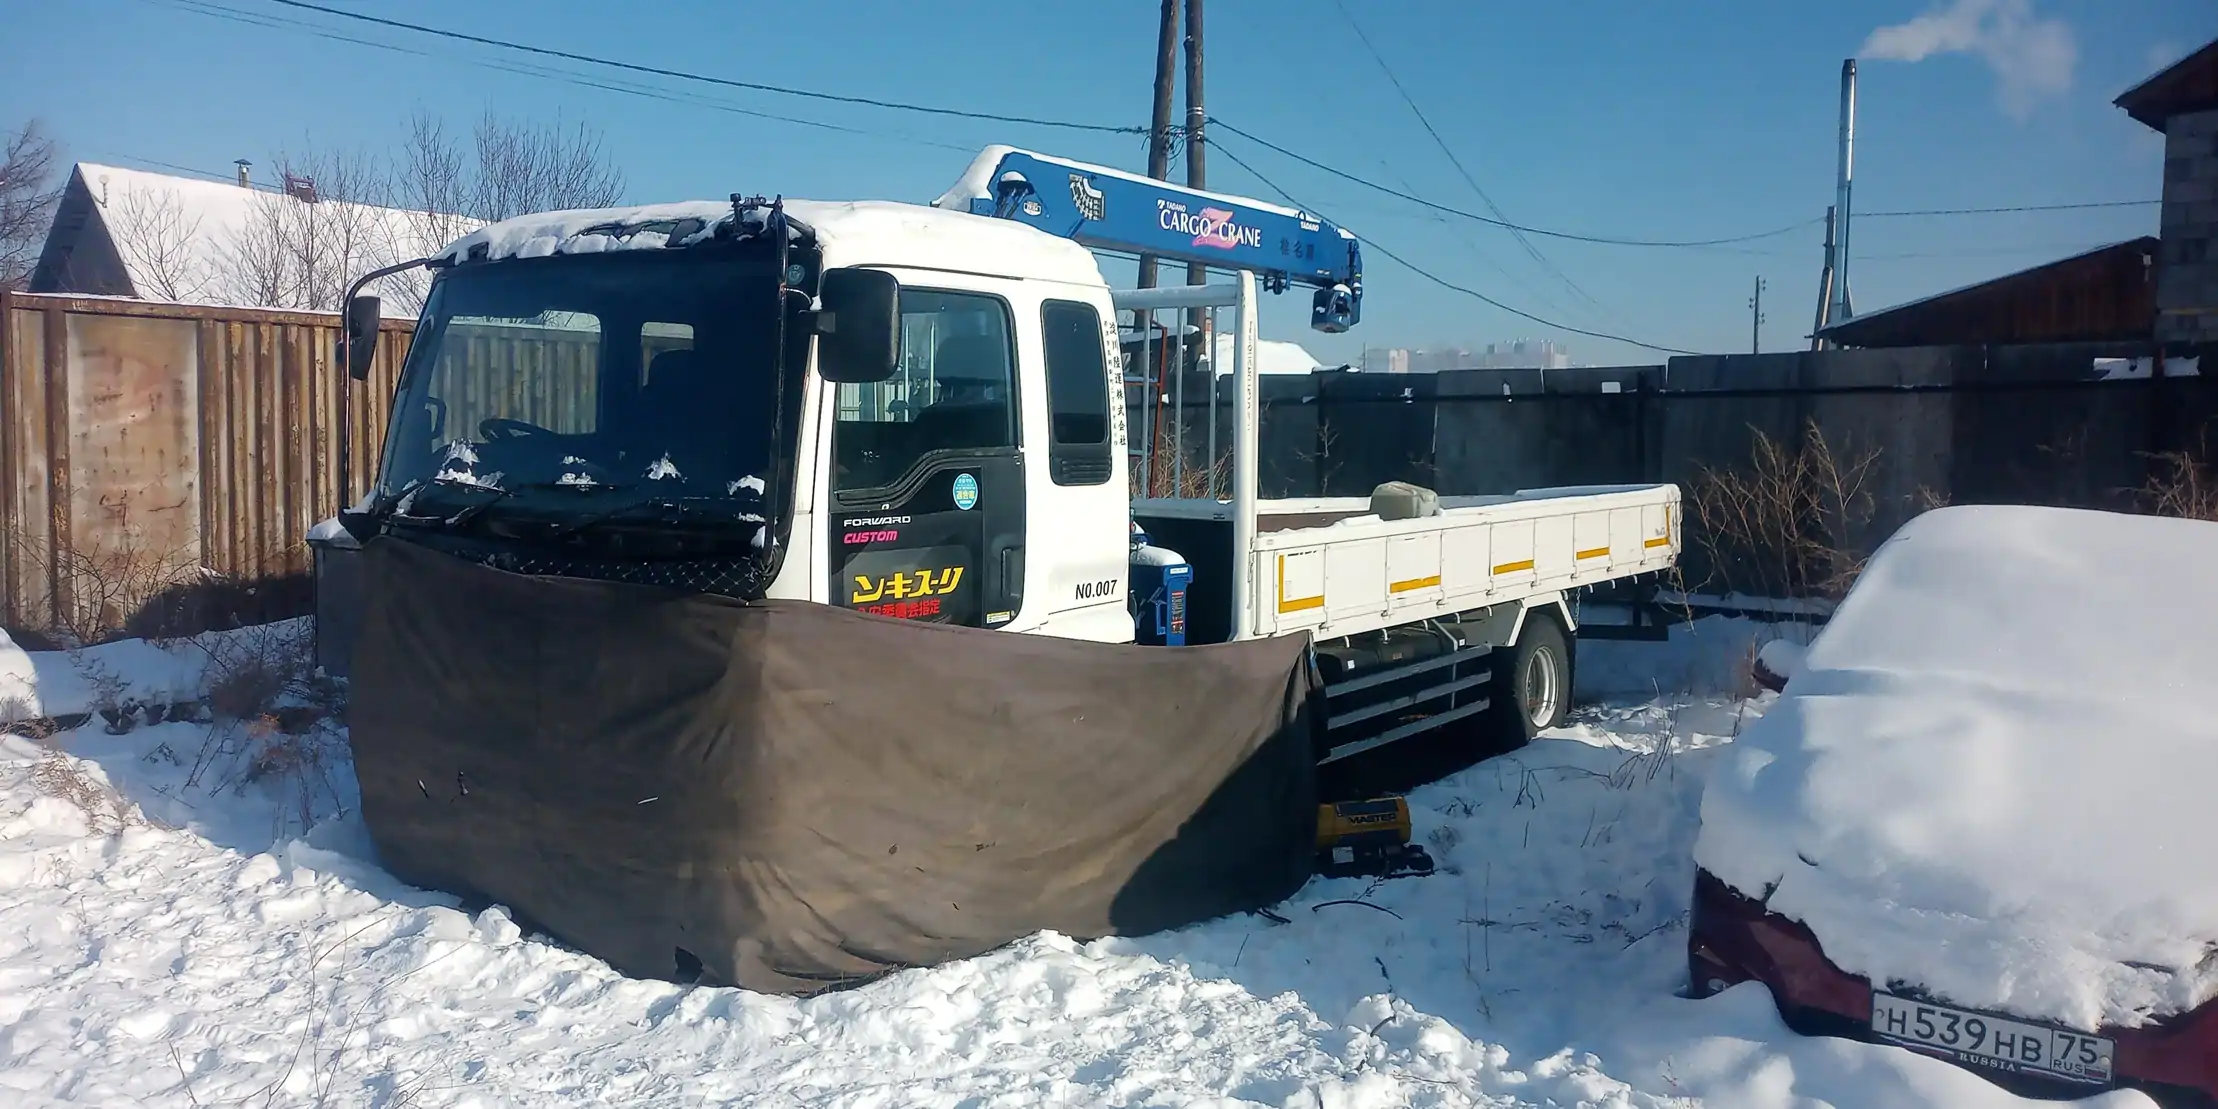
[1749,276,1766,354]
[1183,0,1206,292]
[1137,0,1180,290]
[1181,0,1209,367]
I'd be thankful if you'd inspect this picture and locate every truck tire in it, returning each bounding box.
[1488,610,1572,750]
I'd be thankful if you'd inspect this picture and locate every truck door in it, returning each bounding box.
[1008,289,1135,642]
[825,286,1026,628]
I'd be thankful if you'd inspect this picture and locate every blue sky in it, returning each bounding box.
[4,0,2206,365]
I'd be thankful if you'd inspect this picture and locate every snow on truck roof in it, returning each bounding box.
[434,197,1108,288]
[1693,504,2218,1032]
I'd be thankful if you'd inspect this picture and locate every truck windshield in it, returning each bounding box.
[375,249,784,535]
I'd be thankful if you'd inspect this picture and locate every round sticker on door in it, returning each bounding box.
[952,473,979,511]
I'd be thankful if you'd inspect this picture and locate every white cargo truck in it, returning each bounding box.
[312,146,1680,766]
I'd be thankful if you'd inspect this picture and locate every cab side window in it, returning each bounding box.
[1040,299,1113,486]
[832,290,1017,494]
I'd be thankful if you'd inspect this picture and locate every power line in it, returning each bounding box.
[1212,119,1822,248]
[161,0,433,61]
[1331,0,1608,316]
[1372,156,1578,318]
[1691,237,2125,261]
[147,0,980,153]
[83,148,286,190]
[1863,200,2159,217]
[1213,120,2158,246]
[1210,141,1701,357]
[241,0,1145,136]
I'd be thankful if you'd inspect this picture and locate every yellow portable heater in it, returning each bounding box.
[1315,796,1435,880]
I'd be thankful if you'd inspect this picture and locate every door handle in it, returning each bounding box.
[1001,547,1024,603]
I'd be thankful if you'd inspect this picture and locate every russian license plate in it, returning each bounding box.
[1870,991,2115,1086]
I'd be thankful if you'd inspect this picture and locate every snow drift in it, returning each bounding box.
[1694,504,2218,1032]
[7,610,2132,1107]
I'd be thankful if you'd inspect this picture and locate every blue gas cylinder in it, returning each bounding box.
[1129,522,1193,646]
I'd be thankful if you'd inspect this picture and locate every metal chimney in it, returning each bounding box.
[234,159,252,188]
[1830,59,1857,324]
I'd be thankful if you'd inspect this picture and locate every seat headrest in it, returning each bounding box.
[932,334,1007,382]
[647,347,699,387]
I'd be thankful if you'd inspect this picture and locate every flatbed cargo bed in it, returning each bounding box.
[1132,482,1680,645]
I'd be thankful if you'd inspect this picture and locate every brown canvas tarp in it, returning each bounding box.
[345,537,1320,995]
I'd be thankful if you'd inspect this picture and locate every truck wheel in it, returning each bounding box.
[1488,610,1572,750]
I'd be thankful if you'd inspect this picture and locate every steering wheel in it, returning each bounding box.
[479,417,551,442]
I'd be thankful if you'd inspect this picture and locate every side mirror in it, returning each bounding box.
[343,294,381,380]
[815,268,900,384]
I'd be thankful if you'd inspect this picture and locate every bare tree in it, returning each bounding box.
[385,111,475,314]
[219,196,294,310]
[105,185,212,302]
[375,108,624,314]
[393,110,475,248]
[467,109,625,220]
[219,142,399,311]
[395,107,625,225]
[199,110,623,312]
[0,120,63,291]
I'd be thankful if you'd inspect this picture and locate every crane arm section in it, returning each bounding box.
[933,145,1362,332]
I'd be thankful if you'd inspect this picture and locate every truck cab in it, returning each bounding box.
[801,216,1134,643]
[337,198,1141,645]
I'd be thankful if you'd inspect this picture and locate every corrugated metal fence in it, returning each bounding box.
[1,291,410,640]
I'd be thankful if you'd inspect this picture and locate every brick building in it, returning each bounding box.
[2117,37,2218,348]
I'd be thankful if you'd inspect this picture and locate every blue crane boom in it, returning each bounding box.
[933,146,1363,333]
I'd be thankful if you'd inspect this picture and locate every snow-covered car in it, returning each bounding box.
[1685,505,2218,1106]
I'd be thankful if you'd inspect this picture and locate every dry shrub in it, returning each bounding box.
[29,744,139,832]
[5,493,309,648]
[1687,419,1880,603]
[6,507,202,648]
[10,707,155,832]
[2138,449,2218,522]
[0,694,32,732]
[203,629,307,726]
[186,622,351,838]
[1302,418,1347,498]
[1133,440,1234,499]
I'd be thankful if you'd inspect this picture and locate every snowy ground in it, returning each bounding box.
[0,617,2157,1108]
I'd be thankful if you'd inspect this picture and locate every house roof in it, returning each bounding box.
[2115,37,2218,131]
[1817,238,2158,348]
[1212,334,1325,376]
[31,162,473,315]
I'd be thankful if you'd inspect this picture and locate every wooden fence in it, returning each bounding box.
[0,291,411,641]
